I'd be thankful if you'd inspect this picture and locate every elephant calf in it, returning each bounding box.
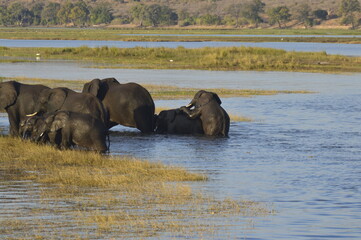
[155,108,204,135]
[180,90,230,136]
[22,111,108,153]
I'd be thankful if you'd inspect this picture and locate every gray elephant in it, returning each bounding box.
[31,87,108,125]
[0,81,50,136]
[155,108,204,135]
[180,90,230,136]
[25,111,108,153]
[20,115,54,143]
[82,78,155,133]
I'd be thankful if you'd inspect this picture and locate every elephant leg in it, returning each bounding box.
[60,130,71,150]
[7,111,20,137]
[134,107,154,133]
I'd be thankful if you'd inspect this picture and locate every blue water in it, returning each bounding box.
[1,38,361,56]
[1,53,361,238]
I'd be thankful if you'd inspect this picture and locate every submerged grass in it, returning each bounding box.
[0,136,272,238]
[1,45,361,72]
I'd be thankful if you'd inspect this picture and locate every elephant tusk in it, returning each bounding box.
[40,132,44,137]
[186,103,193,108]
[26,112,38,117]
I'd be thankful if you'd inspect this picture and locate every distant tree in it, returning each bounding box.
[31,3,44,25]
[313,9,328,20]
[0,5,10,26]
[295,3,314,28]
[177,9,196,26]
[241,0,265,27]
[339,0,361,29]
[90,5,114,24]
[57,2,74,25]
[267,6,291,28]
[8,3,33,26]
[199,14,222,25]
[227,3,243,27]
[130,4,177,27]
[41,2,61,25]
[69,1,90,26]
[130,4,147,26]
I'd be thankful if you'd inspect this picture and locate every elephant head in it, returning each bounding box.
[35,88,68,114]
[19,115,49,142]
[0,81,17,110]
[82,78,119,100]
[187,90,222,108]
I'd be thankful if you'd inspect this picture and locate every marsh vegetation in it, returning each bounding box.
[2,45,361,72]
[0,136,272,238]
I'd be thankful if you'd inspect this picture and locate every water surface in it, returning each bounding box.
[1,39,361,56]
[1,67,360,239]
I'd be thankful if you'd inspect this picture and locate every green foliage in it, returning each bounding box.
[41,2,61,25]
[130,3,178,27]
[267,6,291,28]
[199,14,222,26]
[295,4,314,28]
[241,0,265,26]
[90,5,114,24]
[339,0,361,29]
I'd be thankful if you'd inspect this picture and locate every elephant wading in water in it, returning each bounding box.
[155,108,204,135]
[180,90,230,137]
[82,78,155,133]
[22,111,108,153]
[30,87,108,125]
[0,81,50,136]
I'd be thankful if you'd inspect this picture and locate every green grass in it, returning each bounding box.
[2,45,361,72]
[1,27,361,43]
[0,136,273,238]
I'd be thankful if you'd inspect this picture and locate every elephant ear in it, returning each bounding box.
[212,92,222,105]
[0,81,17,109]
[82,79,101,97]
[46,88,67,112]
[50,112,68,132]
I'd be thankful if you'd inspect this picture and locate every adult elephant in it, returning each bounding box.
[155,108,204,135]
[180,90,230,136]
[32,87,107,125]
[82,78,155,133]
[0,81,50,136]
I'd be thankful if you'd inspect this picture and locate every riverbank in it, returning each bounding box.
[0,135,271,238]
[2,46,361,73]
[1,27,361,43]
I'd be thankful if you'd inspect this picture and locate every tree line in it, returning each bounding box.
[0,0,360,29]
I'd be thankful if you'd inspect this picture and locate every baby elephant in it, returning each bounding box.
[155,108,204,135]
[24,111,108,153]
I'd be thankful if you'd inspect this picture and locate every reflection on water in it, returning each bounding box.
[1,38,361,56]
[1,69,361,239]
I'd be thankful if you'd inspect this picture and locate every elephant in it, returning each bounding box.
[82,78,155,133]
[31,87,108,125]
[0,81,50,136]
[180,90,230,136]
[25,111,108,153]
[155,108,204,135]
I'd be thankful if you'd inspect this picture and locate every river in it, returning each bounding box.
[1,38,361,56]
[0,39,361,239]
[1,62,361,239]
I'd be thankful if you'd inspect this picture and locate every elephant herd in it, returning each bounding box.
[0,78,230,153]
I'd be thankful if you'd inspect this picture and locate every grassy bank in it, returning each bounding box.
[0,136,271,238]
[2,45,361,72]
[1,27,361,43]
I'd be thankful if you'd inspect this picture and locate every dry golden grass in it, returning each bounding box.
[0,136,273,239]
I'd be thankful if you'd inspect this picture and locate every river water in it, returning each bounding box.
[1,63,361,239]
[1,38,361,56]
[1,40,361,239]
